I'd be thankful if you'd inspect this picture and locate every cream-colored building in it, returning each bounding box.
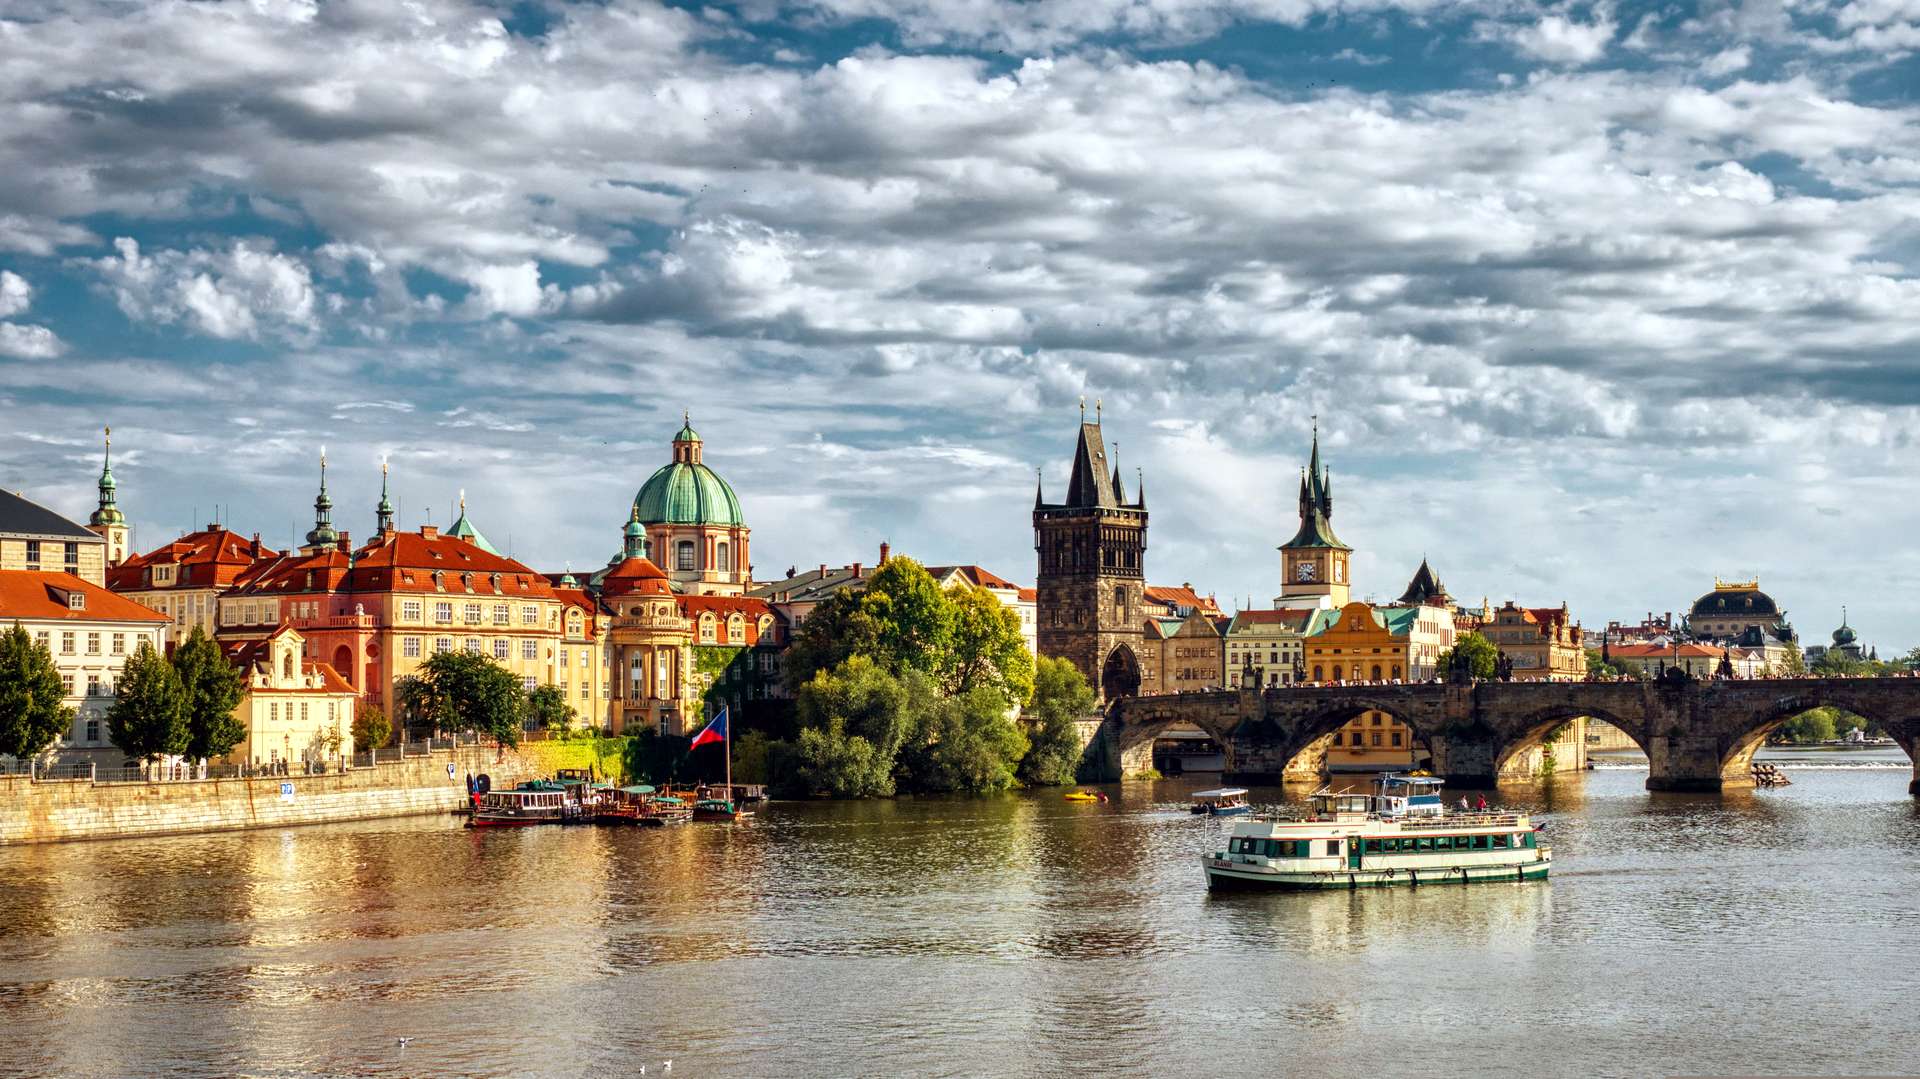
[110,526,276,641]
[1485,601,1584,681]
[0,569,169,756]
[1,490,110,587]
[224,625,357,769]
[1225,608,1315,688]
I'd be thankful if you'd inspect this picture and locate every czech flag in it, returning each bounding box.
[690,708,729,749]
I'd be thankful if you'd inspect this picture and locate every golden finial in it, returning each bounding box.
[1078,395,1085,419]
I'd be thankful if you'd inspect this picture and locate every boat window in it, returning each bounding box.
[1472,835,1489,850]
[1493,834,1510,849]
[1417,837,1434,852]
[1364,839,1382,854]
[1324,840,1340,856]
[1520,833,1534,849]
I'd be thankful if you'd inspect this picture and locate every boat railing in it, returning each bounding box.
[1395,812,1527,828]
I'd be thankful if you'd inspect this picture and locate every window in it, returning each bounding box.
[580,650,589,668]
[1391,732,1403,747]
[559,647,569,667]
[521,605,537,625]
[1371,714,1382,726]
[464,638,481,654]
[60,673,74,695]
[110,633,125,656]
[521,676,537,692]
[403,637,422,658]
[84,632,100,655]
[579,682,589,700]
[85,718,99,743]
[34,630,49,650]
[24,540,40,569]
[521,640,537,660]
[402,600,422,622]
[716,542,730,572]
[435,637,453,654]
[1325,840,1340,855]
[270,702,280,722]
[1371,731,1382,747]
[493,639,510,659]
[1492,834,1510,849]
[300,703,309,722]
[699,614,716,643]
[435,602,453,623]
[492,604,509,625]
[86,674,100,696]
[64,542,79,570]
[1364,839,1382,853]
[68,592,86,611]
[61,632,75,655]
[463,603,481,623]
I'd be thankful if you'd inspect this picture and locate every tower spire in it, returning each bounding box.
[90,426,123,525]
[1135,467,1145,509]
[1034,467,1045,509]
[1110,442,1125,504]
[376,456,394,535]
[623,502,648,559]
[305,448,337,549]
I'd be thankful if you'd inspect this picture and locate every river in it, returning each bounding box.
[2,751,1917,1078]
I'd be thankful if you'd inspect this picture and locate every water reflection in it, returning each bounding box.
[1,768,1918,1077]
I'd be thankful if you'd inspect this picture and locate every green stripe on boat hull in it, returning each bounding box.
[1204,859,1551,891]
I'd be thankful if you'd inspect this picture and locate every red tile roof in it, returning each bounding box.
[926,565,1025,592]
[600,556,672,597]
[108,527,276,591]
[0,570,169,623]
[680,594,784,645]
[1144,584,1221,616]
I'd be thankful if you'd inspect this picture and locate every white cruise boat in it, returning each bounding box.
[1201,774,1550,890]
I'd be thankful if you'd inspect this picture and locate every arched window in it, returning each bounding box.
[676,541,696,571]
[1392,665,1402,680]
[716,542,730,572]
[1371,664,1383,680]
[1114,586,1126,615]
[699,613,717,643]
[1313,665,1324,681]
[727,613,745,644]
[282,652,294,680]
[1333,665,1344,682]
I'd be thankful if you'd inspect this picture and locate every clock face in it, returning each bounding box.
[1296,561,1316,582]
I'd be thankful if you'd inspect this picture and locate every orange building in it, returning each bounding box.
[110,526,276,641]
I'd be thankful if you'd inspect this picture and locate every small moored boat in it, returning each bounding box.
[1202,774,1550,890]
[692,798,749,822]
[469,788,570,827]
[1191,788,1251,816]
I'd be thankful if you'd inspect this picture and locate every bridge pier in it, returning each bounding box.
[1645,733,1752,793]
[1425,732,1497,790]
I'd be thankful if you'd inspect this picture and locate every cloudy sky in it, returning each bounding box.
[2,0,1917,648]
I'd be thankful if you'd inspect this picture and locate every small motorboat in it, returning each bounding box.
[692,798,750,822]
[1191,788,1251,816]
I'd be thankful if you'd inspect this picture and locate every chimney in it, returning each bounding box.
[879,541,890,565]
[852,563,863,577]
[250,533,262,558]
[422,525,440,540]
[336,531,350,553]
[819,563,827,577]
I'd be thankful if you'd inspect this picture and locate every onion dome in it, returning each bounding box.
[632,414,744,527]
[1833,610,1857,647]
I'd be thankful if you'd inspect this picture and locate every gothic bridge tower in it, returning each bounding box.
[1034,404,1148,701]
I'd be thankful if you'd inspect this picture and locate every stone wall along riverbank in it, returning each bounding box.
[0,745,545,846]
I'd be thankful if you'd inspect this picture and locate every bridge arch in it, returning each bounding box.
[1717,691,1915,787]
[1491,705,1644,779]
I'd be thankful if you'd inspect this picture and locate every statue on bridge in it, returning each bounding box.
[1495,650,1514,682]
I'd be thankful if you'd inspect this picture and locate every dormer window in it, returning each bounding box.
[66,591,85,611]
[490,573,501,591]
[432,570,444,590]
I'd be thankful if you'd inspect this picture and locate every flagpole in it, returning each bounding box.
[723,708,732,804]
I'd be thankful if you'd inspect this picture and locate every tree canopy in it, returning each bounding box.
[352,703,393,754]
[415,651,527,747]
[1017,655,1094,787]
[525,684,575,733]
[1439,631,1498,681]
[0,623,73,760]
[173,626,247,761]
[107,640,188,765]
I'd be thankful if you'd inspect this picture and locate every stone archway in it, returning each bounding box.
[1259,699,1432,784]
[1101,644,1141,700]
[1490,707,1638,780]
[1718,693,1917,790]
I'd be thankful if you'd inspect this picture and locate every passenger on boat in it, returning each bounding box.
[1474,794,1488,811]
[1458,796,1470,811]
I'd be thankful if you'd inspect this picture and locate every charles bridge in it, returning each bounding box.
[1092,677,1920,794]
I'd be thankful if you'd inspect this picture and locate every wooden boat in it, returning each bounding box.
[598,784,669,826]
[1202,774,1551,890]
[1190,788,1251,816]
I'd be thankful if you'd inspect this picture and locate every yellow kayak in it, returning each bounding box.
[1064,791,1102,802]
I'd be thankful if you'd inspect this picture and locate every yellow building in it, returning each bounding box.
[0,569,170,757]
[224,626,357,769]
[1324,710,1420,772]
[600,519,698,735]
[1303,601,1417,683]
[1486,601,1586,681]
[1224,608,1315,688]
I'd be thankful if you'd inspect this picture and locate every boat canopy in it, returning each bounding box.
[618,784,657,795]
[1380,772,1445,790]
[1192,788,1249,799]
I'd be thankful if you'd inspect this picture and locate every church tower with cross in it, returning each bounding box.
[1033,398,1149,701]
[1274,418,1352,610]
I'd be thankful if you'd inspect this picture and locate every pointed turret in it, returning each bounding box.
[1034,468,1045,509]
[304,449,338,549]
[1397,557,1450,607]
[1110,444,1126,505]
[375,458,395,535]
[447,489,501,556]
[1063,420,1120,508]
[1134,467,1146,510]
[89,426,124,528]
[1279,420,1347,552]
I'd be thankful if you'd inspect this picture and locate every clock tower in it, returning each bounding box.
[1274,421,1351,610]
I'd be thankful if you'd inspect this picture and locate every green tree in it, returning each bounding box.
[170,626,247,762]
[1775,707,1836,744]
[795,657,916,763]
[783,557,953,689]
[1779,641,1807,676]
[392,674,447,738]
[943,583,1035,706]
[416,651,527,747]
[1438,631,1498,681]
[1812,650,1869,677]
[0,623,73,761]
[731,729,772,784]
[623,727,690,785]
[1018,655,1094,787]
[900,685,1031,794]
[774,718,895,798]
[1584,647,1620,679]
[352,703,393,754]
[525,684,574,733]
[107,640,188,766]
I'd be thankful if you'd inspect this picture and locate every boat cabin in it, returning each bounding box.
[1374,773,1445,818]
[1191,788,1251,815]
[1309,790,1373,821]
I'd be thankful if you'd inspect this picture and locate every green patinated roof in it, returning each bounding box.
[1373,606,1420,636]
[634,461,743,527]
[676,420,702,443]
[448,510,501,556]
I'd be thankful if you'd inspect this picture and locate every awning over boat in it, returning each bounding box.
[1192,788,1249,799]
[618,784,657,794]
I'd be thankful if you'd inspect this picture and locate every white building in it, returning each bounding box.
[0,569,169,755]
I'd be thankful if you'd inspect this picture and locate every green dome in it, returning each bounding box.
[634,461,743,527]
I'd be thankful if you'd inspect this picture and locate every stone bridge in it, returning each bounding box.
[1094,678,1920,794]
